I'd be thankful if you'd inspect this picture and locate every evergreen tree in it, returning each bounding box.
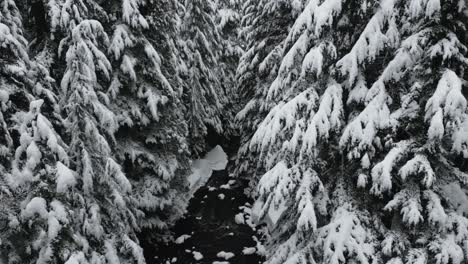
[0,1,76,262]
[107,0,191,240]
[234,0,302,191]
[178,0,228,155]
[240,0,468,263]
[29,0,146,262]
[215,0,244,141]
[59,18,144,263]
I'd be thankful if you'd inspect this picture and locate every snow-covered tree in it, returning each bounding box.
[214,0,244,140]
[0,0,30,172]
[108,0,191,239]
[234,0,301,191]
[178,0,229,155]
[0,1,74,262]
[241,0,468,263]
[56,18,145,262]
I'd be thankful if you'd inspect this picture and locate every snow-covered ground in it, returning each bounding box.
[187,145,228,196]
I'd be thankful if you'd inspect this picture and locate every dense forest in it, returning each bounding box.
[0,0,467,263]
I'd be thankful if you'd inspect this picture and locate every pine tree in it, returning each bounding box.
[241,0,468,263]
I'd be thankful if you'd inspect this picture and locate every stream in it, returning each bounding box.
[142,166,265,264]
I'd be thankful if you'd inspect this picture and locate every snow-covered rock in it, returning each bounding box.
[220,183,231,189]
[192,251,203,260]
[234,213,244,224]
[216,251,235,260]
[174,234,191,244]
[242,247,256,255]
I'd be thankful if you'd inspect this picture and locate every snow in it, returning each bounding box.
[22,197,48,219]
[400,197,424,226]
[47,215,61,240]
[316,204,374,264]
[425,0,441,17]
[192,251,203,260]
[26,141,41,170]
[123,235,145,264]
[337,1,396,85]
[216,251,235,260]
[105,240,120,264]
[50,200,68,223]
[203,145,229,170]
[424,190,447,226]
[109,25,133,60]
[357,174,368,188]
[301,46,323,77]
[187,146,228,195]
[399,154,435,187]
[440,182,468,215]
[36,115,63,159]
[253,161,294,229]
[122,0,149,29]
[425,70,467,151]
[105,158,131,192]
[370,141,412,195]
[428,108,445,140]
[174,234,191,244]
[0,89,9,103]
[65,252,86,264]
[56,162,76,193]
[121,55,137,81]
[300,82,343,158]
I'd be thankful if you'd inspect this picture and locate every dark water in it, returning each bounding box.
[142,169,265,264]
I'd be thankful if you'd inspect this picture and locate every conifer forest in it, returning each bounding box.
[0,0,467,263]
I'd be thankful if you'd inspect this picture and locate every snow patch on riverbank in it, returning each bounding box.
[187,145,228,196]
